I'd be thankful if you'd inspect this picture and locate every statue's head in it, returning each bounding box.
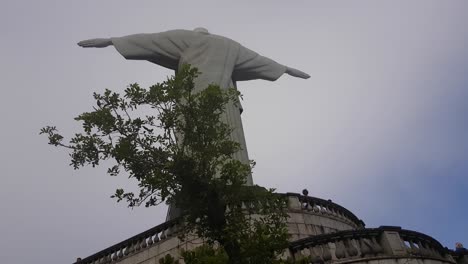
[193,27,210,35]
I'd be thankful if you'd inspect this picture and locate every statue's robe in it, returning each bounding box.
[111,29,286,186]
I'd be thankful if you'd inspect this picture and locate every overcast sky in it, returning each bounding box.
[1,1,467,263]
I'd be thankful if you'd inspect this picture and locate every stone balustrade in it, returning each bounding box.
[74,218,181,264]
[288,226,454,263]
[284,193,365,230]
[73,193,364,263]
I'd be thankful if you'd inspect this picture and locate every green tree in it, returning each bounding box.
[41,65,289,263]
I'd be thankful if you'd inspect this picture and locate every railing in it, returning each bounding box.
[285,193,365,229]
[72,193,364,263]
[289,226,454,263]
[74,218,181,264]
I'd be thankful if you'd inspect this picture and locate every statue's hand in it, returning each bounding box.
[286,67,310,79]
[77,38,113,48]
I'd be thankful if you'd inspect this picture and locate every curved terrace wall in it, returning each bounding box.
[73,193,364,264]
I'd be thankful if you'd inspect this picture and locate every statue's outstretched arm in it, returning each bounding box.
[285,67,310,79]
[77,38,113,48]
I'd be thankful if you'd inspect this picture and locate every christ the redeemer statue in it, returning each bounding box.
[78,27,309,186]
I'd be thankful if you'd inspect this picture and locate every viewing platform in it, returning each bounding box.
[73,193,453,264]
